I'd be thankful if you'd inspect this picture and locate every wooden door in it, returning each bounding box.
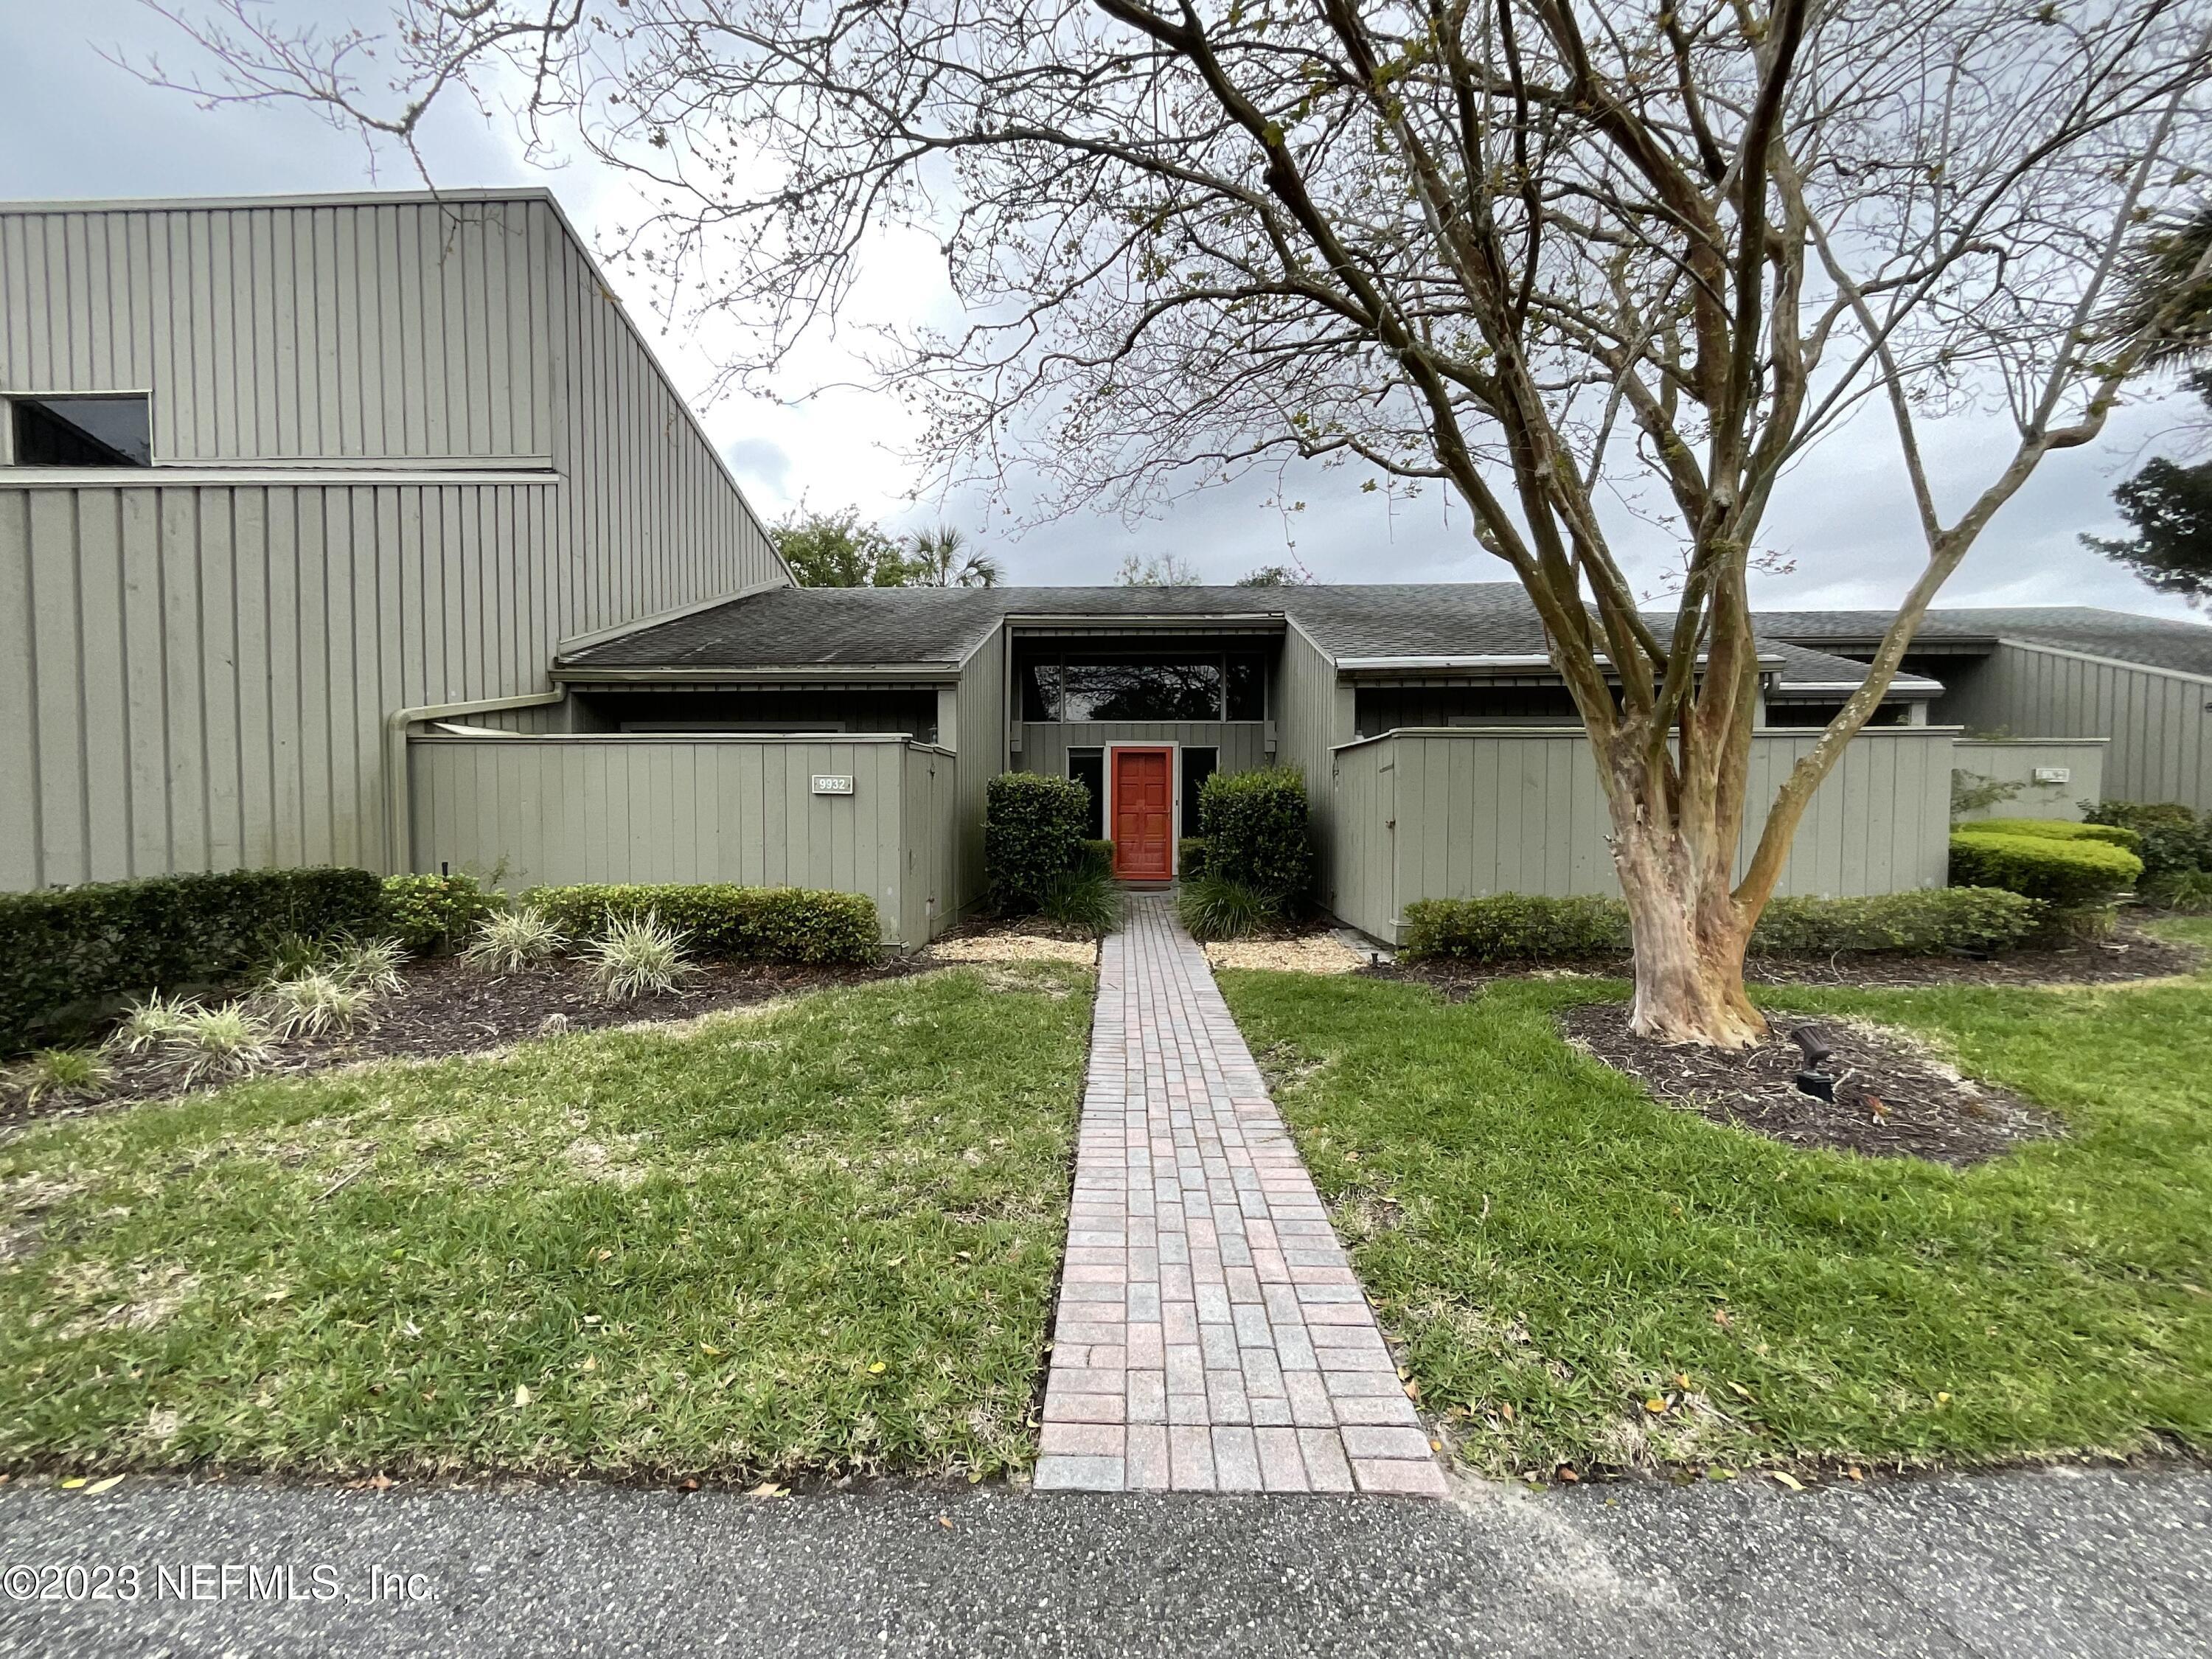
[1111,748,1175,879]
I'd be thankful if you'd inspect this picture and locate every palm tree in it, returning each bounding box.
[908,525,1001,587]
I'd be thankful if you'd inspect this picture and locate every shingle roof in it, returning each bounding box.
[1756,606,2212,681]
[557,581,1935,692]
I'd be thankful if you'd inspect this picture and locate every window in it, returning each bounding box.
[1180,747,1217,836]
[1226,655,1265,720]
[1067,748,1106,836]
[8,395,152,467]
[1019,653,1267,722]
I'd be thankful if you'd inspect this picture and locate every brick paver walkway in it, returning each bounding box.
[1034,895,1449,1495]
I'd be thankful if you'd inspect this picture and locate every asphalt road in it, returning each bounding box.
[0,1466,2205,1657]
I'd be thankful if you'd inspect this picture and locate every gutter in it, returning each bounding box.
[1333,651,1790,676]
[551,664,962,686]
[383,689,570,875]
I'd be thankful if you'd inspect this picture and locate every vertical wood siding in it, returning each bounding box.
[1326,727,1955,943]
[2,200,549,464]
[1,195,789,891]
[407,735,951,946]
[1937,642,2211,810]
[1013,722,1271,781]
[1949,739,2108,821]
[948,626,1006,915]
[1275,623,1356,882]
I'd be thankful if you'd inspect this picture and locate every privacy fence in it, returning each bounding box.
[1324,726,1958,945]
[406,733,958,947]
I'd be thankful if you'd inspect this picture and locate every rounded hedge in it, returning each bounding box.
[1960,817,2143,854]
[1948,830,2143,908]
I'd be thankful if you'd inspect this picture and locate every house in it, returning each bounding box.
[7,189,2210,947]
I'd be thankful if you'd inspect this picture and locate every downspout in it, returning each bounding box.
[382,689,570,875]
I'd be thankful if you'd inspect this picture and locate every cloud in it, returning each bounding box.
[721,436,793,498]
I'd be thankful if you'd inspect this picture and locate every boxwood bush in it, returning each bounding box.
[984,773,1093,911]
[524,883,882,963]
[1750,888,2041,955]
[380,872,504,954]
[0,866,386,1055]
[1948,828,2143,910]
[1197,768,1314,906]
[1178,837,1208,880]
[1400,886,2044,964]
[1959,817,2143,854]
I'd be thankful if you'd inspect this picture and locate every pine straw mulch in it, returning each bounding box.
[1557,1002,2059,1166]
[1,955,922,1131]
[1369,924,2201,1000]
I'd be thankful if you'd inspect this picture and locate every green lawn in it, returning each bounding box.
[1217,920,2212,1478]
[0,962,1093,1483]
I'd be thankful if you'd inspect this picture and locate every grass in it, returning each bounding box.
[0,962,1093,1482]
[1214,918,2212,1478]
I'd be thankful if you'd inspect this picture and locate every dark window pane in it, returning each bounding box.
[11,396,151,467]
[1067,748,1106,837]
[1061,659,1221,721]
[1181,748,1218,836]
[1225,655,1265,720]
[1020,661,1062,721]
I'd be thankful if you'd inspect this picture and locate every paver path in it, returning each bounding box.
[1034,894,1448,1495]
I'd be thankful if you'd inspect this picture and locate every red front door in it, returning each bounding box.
[1111,748,1174,880]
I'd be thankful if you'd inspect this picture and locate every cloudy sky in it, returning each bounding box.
[3,0,2201,616]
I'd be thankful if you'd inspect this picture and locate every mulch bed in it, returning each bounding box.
[1371,925,2200,999]
[1,956,920,1131]
[1557,1002,2059,1166]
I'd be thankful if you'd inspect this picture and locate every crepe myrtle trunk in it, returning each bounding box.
[1599,742,1766,1050]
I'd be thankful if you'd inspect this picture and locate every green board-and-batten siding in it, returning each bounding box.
[1938,641,2211,810]
[406,734,956,947]
[1012,722,1271,780]
[1,193,788,892]
[1324,726,1957,944]
[1949,738,2108,821]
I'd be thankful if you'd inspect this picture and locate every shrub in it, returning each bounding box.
[330,936,408,995]
[1950,829,2143,907]
[587,914,697,1001]
[463,906,567,974]
[164,1003,275,1084]
[984,773,1093,911]
[1401,887,2045,963]
[1078,839,1116,880]
[1962,818,2143,854]
[1749,888,2041,956]
[260,970,369,1040]
[2144,869,2212,914]
[1039,868,1122,936]
[380,872,504,955]
[11,1048,110,1105]
[1401,894,1628,962]
[1177,875,1281,942]
[524,883,881,964]
[1197,768,1314,907]
[1178,838,1208,880]
[0,866,387,1057]
[108,992,201,1056]
[2083,799,2212,877]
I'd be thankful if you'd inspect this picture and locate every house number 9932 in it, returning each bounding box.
[811,775,855,796]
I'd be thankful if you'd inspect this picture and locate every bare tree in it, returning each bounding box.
[144,0,2212,1044]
